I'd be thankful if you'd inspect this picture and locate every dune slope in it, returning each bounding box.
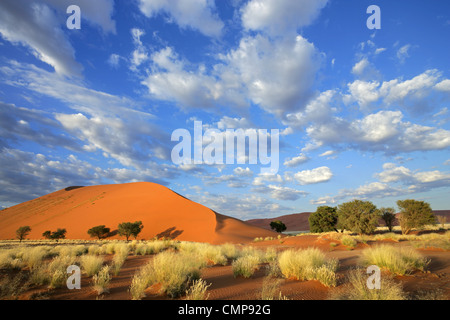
[0,182,276,244]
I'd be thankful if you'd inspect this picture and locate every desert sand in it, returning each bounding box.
[0,182,277,243]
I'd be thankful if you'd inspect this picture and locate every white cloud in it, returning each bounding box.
[313,163,450,205]
[0,0,82,77]
[396,44,411,64]
[306,109,450,154]
[283,153,309,167]
[241,0,328,37]
[234,167,253,177]
[435,79,450,92]
[130,28,149,71]
[253,184,308,201]
[319,150,336,157]
[222,34,322,116]
[283,90,335,128]
[294,166,333,185]
[138,0,224,38]
[0,0,116,77]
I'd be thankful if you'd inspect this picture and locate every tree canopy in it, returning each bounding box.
[308,206,338,233]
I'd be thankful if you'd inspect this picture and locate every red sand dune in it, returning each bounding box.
[0,182,276,244]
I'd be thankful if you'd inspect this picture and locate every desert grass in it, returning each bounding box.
[111,244,130,276]
[330,268,405,300]
[80,255,104,277]
[341,235,358,249]
[130,251,205,299]
[360,245,429,275]
[92,265,111,295]
[0,272,30,299]
[185,279,211,300]
[260,277,288,300]
[278,248,338,287]
[232,254,261,278]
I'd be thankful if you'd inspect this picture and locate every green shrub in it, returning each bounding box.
[232,255,261,278]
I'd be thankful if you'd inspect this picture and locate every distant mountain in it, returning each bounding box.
[246,210,450,232]
[246,212,312,232]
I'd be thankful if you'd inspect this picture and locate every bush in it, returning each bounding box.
[337,200,380,235]
[278,248,338,287]
[360,245,428,275]
[309,206,338,233]
[397,199,435,235]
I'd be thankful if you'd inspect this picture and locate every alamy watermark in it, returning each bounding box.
[171,121,279,174]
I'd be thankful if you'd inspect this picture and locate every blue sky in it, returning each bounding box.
[0,0,449,219]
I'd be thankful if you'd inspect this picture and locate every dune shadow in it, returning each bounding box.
[156,227,184,240]
[64,186,85,191]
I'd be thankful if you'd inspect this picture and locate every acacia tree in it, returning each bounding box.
[42,228,67,242]
[337,200,380,235]
[270,220,286,233]
[87,225,110,239]
[118,221,143,241]
[380,207,396,232]
[16,226,31,242]
[308,206,338,233]
[396,199,435,235]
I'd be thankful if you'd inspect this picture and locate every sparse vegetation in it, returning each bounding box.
[80,255,104,277]
[232,255,261,278]
[92,265,111,295]
[360,245,429,275]
[185,279,211,300]
[330,268,405,300]
[42,228,67,241]
[278,248,338,287]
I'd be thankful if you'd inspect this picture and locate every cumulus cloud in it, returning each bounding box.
[306,110,450,155]
[294,166,333,185]
[138,0,224,38]
[311,163,450,205]
[283,153,309,167]
[222,34,322,116]
[241,0,328,37]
